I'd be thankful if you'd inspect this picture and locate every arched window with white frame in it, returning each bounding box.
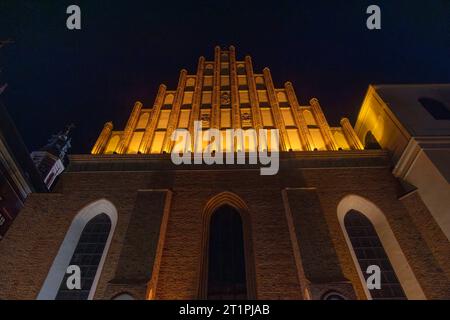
[344,210,406,299]
[337,194,426,300]
[55,213,111,300]
[37,199,117,300]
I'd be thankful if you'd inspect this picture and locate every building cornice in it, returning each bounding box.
[393,136,450,178]
[67,150,390,173]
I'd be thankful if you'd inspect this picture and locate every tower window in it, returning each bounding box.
[418,97,450,120]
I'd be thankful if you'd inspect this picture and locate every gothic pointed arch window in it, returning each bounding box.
[198,192,256,300]
[344,210,406,300]
[38,199,117,300]
[207,205,247,299]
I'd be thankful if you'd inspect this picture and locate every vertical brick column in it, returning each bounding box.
[340,118,364,150]
[244,56,263,130]
[210,46,221,129]
[283,188,357,300]
[163,69,187,153]
[104,190,172,299]
[116,101,143,154]
[188,56,205,151]
[139,84,167,153]
[229,45,241,129]
[284,82,313,151]
[310,98,338,150]
[91,121,113,154]
[264,67,290,151]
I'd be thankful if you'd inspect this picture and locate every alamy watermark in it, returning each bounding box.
[366,5,381,30]
[65,265,81,290]
[66,5,81,30]
[66,5,381,31]
[366,264,381,290]
[170,121,280,175]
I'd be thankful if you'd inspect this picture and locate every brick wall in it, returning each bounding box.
[0,152,448,300]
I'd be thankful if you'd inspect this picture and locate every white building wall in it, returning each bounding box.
[355,84,450,241]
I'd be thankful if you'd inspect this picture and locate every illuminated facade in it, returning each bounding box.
[0,47,449,300]
[91,46,363,155]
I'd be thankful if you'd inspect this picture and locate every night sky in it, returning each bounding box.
[0,0,449,154]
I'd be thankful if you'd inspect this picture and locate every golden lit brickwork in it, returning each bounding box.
[91,46,363,155]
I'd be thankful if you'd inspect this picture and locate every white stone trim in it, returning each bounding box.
[37,199,118,300]
[393,136,450,179]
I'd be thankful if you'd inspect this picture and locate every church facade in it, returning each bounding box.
[0,47,449,300]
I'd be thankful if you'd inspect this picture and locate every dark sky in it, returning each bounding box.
[0,0,449,154]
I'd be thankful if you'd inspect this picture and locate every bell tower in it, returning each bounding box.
[31,124,74,190]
